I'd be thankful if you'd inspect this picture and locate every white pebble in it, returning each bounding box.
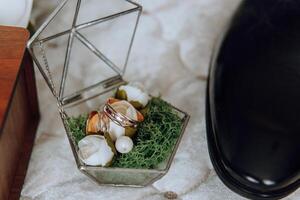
[119,84,150,107]
[115,136,133,154]
[78,135,114,166]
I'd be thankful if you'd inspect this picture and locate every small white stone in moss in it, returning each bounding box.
[119,84,150,107]
[115,136,133,154]
[78,135,114,166]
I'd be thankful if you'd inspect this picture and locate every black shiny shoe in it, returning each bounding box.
[206,0,300,199]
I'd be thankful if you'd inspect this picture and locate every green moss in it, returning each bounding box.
[66,114,87,144]
[112,97,182,169]
[66,97,183,169]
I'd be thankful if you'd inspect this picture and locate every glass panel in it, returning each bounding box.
[82,168,162,186]
[28,0,141,105]
[75,0,136,25]
[37,0,78,40]
[62,36,119,98]
[63,88,116,116]
[77,10,140,74]
[31,34,69,93]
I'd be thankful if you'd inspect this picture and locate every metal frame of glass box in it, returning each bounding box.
[27,0,190,187]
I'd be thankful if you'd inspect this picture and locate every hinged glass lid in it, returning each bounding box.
[28,0,142,105]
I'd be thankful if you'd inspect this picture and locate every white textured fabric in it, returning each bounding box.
[21,0,300,199]
[0,0,33,27]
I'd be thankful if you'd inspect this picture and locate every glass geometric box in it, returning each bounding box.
[27,0,189,187]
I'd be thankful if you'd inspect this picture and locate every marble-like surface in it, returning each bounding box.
[21,0,300,199]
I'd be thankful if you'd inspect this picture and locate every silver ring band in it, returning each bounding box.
[103,103,138,128]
